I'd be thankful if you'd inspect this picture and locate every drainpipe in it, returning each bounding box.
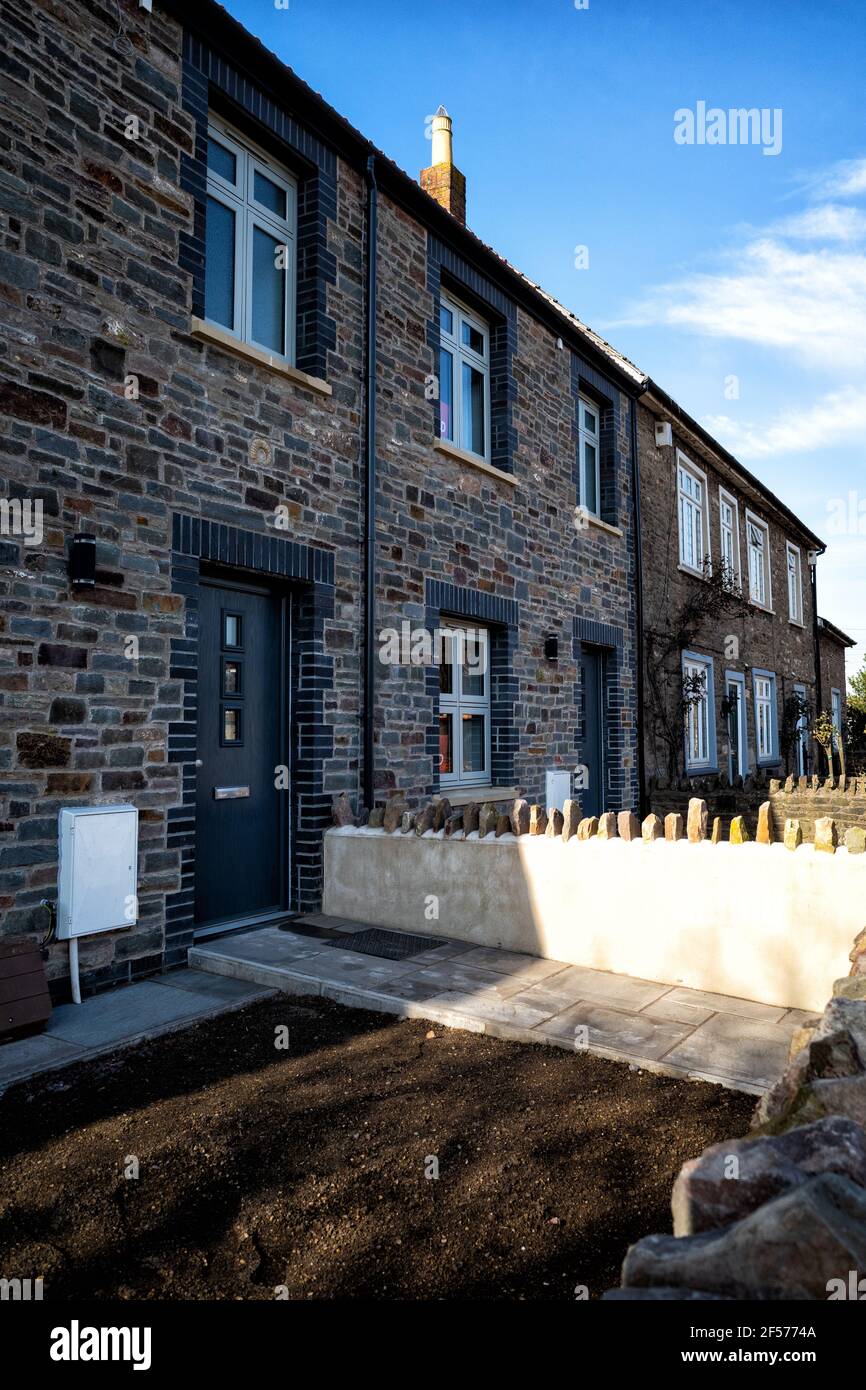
[810,554,823,714]
[362,155,378,812]
[630,391,648,817]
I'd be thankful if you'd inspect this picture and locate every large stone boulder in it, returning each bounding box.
[597,811,617,839]
[510,798,530,836]
[383,797,409,833]
[332,792,355,826]
[562,799,581,841]
[528,804,547,836]
[545,808,564,837]
[687,797,708,843]
[577,816,598,840]
[415,803,436,835]
[618,810,640,842]
[642,813,663,842]
[462,801,479,834]
[664,812,683,842]
[478,803,498,837]
[622,1174,866,1300]
[672,1117,866,1237]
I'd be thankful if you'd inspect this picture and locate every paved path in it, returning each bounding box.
[191,916,816,1095]
[0,970,273,1095]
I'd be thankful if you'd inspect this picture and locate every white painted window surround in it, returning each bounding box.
[438,291,490,462]
[438,624,491,790]
[787,542,804,625]
[719,487,741,586]
[746,509,772,609]
[677,453,710,574]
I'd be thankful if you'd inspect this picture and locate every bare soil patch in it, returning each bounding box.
[0,994,753,1299]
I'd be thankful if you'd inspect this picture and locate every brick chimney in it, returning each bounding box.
[421,107,466,225]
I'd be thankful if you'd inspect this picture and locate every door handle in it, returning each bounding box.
[195,760,203,768]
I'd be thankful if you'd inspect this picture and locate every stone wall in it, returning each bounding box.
[0,0,639,996]
[324,797,865,1013]
[607,940,866,1300]
[651,775,866,842]
[637,402,821,788]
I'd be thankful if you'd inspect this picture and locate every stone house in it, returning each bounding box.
[818,616,855,759]
[635,385,831,791]
[0,0,642,997]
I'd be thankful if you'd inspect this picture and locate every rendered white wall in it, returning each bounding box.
[323,827,864,1013]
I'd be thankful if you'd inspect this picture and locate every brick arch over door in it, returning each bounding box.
[164,514,335,965]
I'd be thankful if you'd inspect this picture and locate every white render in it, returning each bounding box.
[323,827,863,1014]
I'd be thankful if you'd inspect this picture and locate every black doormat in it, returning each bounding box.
[327,928,442,961]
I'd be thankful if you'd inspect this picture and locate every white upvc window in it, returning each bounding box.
[683,651,716,772]
[831,688,843,748]
[786,542,803,625]
[719,488,741,586]
[746,510,772,609]
[753,670,778,765]
[677,454,709,574]
[578,396,601,517]
[438,292,490,461]
[438,624,491,789]
[205,116,297,362]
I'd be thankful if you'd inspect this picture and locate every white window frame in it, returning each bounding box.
[438,624,492,789]
[745,510,772,609]
[438,291,491,461]
[831,688,843,749]
[677,452,710,576]
[786,542,804,626]
[205,116,297,363]
[682,650,717,773]
[724,670,748,780]
[578,395,602,518]
[753,669,779,765]
[718,488,741,587]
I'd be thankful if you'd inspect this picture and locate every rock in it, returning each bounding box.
[622,1174,866,1300]
[383,797,409,833]
[845,828,866,855]
[443,812,464,838]
[849,927,866,977]
[754,1023,865,1129]
[756,801,772,844]
[510,798,530,836]
[618,810,640,842]
[710,817,722,844]
[784,775,795,793]
[814,816,838,854]
[562,799,581,841]
[400,811,416,834]
[729,815,750,844]
[545,808,564,837]
[763,1075,866,1135]
[478,803,498,837]
[672,1117,866,1237]
[788,1022,818,1060]
[832,976,866,1002]
[462,802,479,835]
[784,818,802,851]
[642,813,663,843]
[577,816,599,840]
[332,792,355,827]
[495,813,511,838]
[415,804,436,836]
[664,813,683,842]
[597,811,617,839]
[366,807,385,829]
[528,804,547,836]
[686,798,708,843]
[432,798,451,832]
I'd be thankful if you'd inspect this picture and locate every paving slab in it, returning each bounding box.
[522,965,670,1013]
[452,947,570,983]
[0,1033,84,1090]
[659,987,787,1023]
[398,960,530,1000]
[536,1001,695,1060]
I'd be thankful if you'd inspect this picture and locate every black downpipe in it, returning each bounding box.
[811,557,823,713]
[362,155,378,812]
[630,393,648,817]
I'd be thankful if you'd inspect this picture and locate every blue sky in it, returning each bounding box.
[225,0,866,678]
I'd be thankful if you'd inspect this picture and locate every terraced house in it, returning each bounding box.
[0,0,643,998]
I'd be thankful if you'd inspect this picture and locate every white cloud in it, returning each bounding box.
[705,386,866,459]
[771,204,866,242]
[799,156,866,200]
[625,237,866,369]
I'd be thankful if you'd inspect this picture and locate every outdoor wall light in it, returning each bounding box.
[68,533,97,591]
[544,634,559,661]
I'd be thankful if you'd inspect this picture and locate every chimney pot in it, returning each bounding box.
[421,106,466,225]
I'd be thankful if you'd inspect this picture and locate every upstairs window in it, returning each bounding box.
[205,118,297,361]
[677,455,709,573]
[747,512,772,608]
[578,397,601,517]
[787,543,803,625]
[719,489,741,586]
[439,292,490,460]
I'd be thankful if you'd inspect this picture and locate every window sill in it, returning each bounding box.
[749,599,775,615]
[434,785,522,807]
[678,563,708,581]
[788,618,805,629]
[685,765,719,778]
[433,438,517,486]
[190,317,332,397]
[578,511,623,539]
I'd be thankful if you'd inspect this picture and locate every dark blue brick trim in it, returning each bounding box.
[166,514,335,937]
[426,238,518,475]
[573,616,624,650]
[572,353,626,529]
[179,34,337,379]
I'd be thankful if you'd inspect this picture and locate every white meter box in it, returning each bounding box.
[545,769,572,814]
[57,805,139,939]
